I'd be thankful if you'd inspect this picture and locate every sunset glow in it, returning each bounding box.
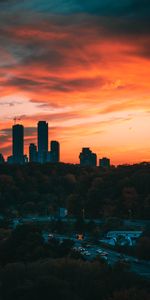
[0,1,150,164]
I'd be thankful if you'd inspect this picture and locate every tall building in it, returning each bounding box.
[48,141,60,163]
[0,153,5,164]
[29,143,38,162]
[99,157,110,168]
[37,121,48,163]
[79,147,97,167]
[12,124,24,164]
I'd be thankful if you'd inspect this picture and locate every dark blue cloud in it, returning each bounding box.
[0,0,150,17]
[76,0,150,16]
[0,0,79,13]
[0,0,149,65]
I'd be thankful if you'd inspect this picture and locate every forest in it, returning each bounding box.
[0,162,150,219]
[0,258,149,300]
[0,223,149,300]
[0,161,150,300]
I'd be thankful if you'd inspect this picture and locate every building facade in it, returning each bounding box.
[50,141,60,163]
[79,147,97,167]
[99,157,110,168]
[29,143,38,162]
[12,124,24,164]
[37,121,48,163]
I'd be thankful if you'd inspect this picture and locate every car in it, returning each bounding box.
[78,247,86,252]
[96,249,103,254]
[100,252,108,256]
[83,251,90,256]
[48,233,54,238]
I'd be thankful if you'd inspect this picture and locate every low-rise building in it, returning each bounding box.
[106,231,142,239]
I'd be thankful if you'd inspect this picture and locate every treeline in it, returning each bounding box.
[0,258,149,300]
[0,224,76,265]
[0,162,150,219]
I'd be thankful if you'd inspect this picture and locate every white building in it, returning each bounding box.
[107,231,142,239]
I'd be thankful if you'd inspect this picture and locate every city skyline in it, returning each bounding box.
[1,120,150,166]
[5,121,60,164]
[0,1,150,165]
[0,121,109,167]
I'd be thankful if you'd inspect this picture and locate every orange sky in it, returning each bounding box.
[0,3,150,165]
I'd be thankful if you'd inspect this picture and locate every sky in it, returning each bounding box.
[0,0,150,164]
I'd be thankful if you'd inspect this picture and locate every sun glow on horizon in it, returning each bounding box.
[0,2,150,164]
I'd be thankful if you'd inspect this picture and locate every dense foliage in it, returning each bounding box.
[0,162,150,219]
[0,255,149,300]
[0,223,149,300]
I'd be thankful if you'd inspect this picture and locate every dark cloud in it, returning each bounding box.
[22,49,67,69]
[7,77,40,87]
[52,77,106,92]
[0,101,22,106]
[75,0,150,17]
[0,126,36,140]
[0,133,11,145]
[1,0,150,17]
[130,0,150,16]
[3,74,106,93]
[0,3,149,76]
[35,102,62,109]
[0,0,17,1]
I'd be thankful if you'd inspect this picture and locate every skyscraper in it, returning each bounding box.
[12,124,24,164]
[50,141,60,163]
[79,147,97,167]
[29,143,38,162]
[99,157,110,168]
[37,121,48,163]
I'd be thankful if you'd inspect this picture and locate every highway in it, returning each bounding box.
[43,232,150,279]
[10,216,150,279]
[12,215,150,227]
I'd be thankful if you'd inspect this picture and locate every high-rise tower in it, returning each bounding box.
[99,157,110,168]
[29,143,38,162]
[79,147,97,167]
[12,124,24,164]
[50,141,60,163]
[37,121,48,163]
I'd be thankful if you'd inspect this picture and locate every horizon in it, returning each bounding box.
[0,1,150,165]
[0,121,150,166]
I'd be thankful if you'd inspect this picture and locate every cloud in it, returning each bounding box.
[0,101,22,106]
[0,1,150,164]
[75,0,150,16]
[1,1,150,17]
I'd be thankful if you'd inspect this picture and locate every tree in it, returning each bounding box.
[110,288,150,300]
[136,237,150,260]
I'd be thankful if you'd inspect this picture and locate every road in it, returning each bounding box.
[42,232,150,279]
[12,215,150,227]
[10,216,150,279]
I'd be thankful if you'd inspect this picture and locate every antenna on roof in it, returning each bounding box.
[13,117,21,125]
[13,117,16,125]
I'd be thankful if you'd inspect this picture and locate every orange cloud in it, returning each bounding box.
[0,13,150,164]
